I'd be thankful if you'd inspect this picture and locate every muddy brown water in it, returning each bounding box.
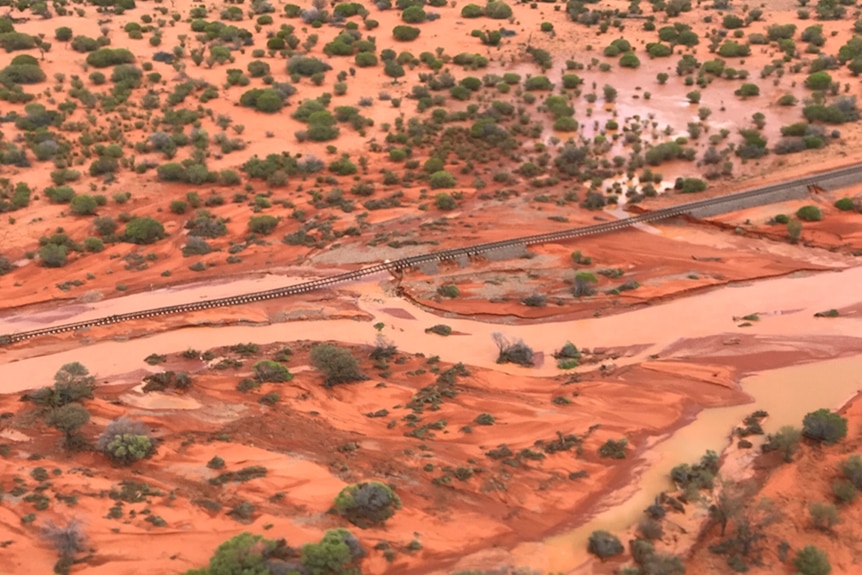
[508,354,862,575]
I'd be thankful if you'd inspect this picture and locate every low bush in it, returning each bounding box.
[334,481,402,528]
[248,215,279,234]
[796,205,823,222]
[587,530,624,561]
[310,344,365,387]
[492,332,534,366]
[96,417,154,464]
[802,408,847,444]
[252,360,293,383]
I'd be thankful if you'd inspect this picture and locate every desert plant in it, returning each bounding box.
[252,360,293,383]
[334,481,402,528]
[310,344,365,387]
[841,454,862,489]
[796,205,823,221]
[802,408,847,444]
[599,438,628,459]
[492,332,534,366]
[763,425,801,462]
[27,363,95,408]
[96,416,154,464]
[46,403,90,448]
[248,215,279,234]
[587,530,624,561]
[809,502,839,531]
[123,216,165,244]
[793,545,831,575]
[42,519,86,575]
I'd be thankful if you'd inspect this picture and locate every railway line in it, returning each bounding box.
[1,163,859,345]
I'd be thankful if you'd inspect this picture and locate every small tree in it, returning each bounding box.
[492,332,534,366]
[70,195,98,216]
[252,360,293,383]
[310,344,365,387]
[587,530,624,561]
[809,502,839,531]
[802,408,847,444]
[248,215,279,235]
[39,244,67,268]
[434,192,456,210]
[42,519,87,575]
[841,454,862,488]
[787,219,803,243]
[599,438,628,459]
[27,363,95,408]
[46,403,90,449]
[573,271,598,296]
[793,545,831,575]
[764,425,801,462]
[205,533,274,574]
[124,216,165,244]
[334,481,402,528]
[796,205,823,222]
[301,529,366,575]
[97,417,154,464]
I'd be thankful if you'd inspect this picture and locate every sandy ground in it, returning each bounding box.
[1,0,862,573]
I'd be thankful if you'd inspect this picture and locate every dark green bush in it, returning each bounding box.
[796,205,823,222]
[392,25,420,41]
[802,408,847,444]
[334,481,402,528]
[123,216,165,244]
[248,215,279,234]
[85,48,135,68]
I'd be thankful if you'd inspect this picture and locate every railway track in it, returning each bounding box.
[0,164,858,345]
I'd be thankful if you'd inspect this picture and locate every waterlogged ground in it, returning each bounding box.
[2,0,862,571]
[2,222,862,573]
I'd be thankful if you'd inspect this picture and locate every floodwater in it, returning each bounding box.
[510,354,862,575]
[1,254,862,574]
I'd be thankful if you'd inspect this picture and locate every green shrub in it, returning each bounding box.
[70,194,98,216]
[429,170,456,189]
[619,52,640,68]
[524,75,553,90]
[461,3,483,17]
[793,545,831,575]
[38,244,67,267]
[0,32,37,52]
[310,344,365,387]
[802,408,847,444]
[123,216,165,244]
[392,25,420,41]
[681,178,707,193]
[834,197,855,211]
[286,56,331,77]
[253,360,293,383]
[796,205,823,222]
[806,71,833,90]
[86,48,135,68]
[401,5,425,22]
[355,51,377,67]
[301,529,366,574]
[248,215,279,235]
[97,417,154,464]
[587,530,624,561]
[334,481,402,528]
[485,1,512,18]
[599,438,628,459]
[434,192,456,210]
[45,186,76,204]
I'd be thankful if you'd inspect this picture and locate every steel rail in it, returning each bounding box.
[0,166,856,345]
